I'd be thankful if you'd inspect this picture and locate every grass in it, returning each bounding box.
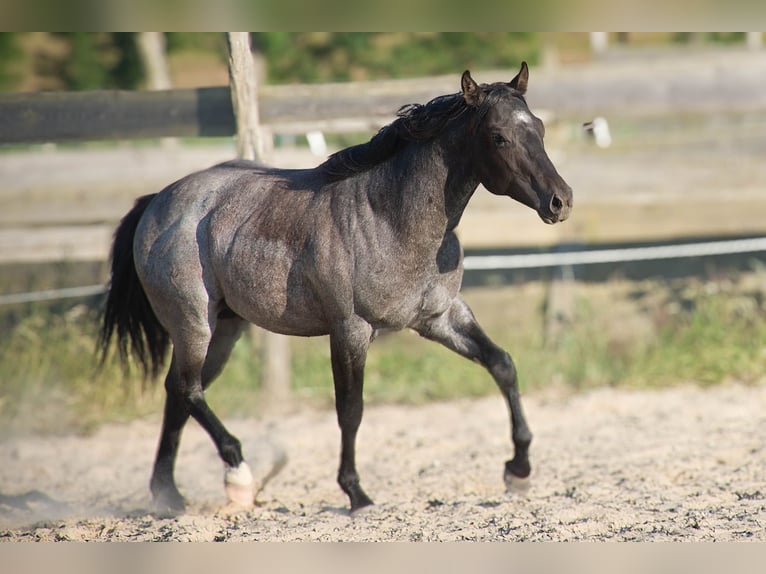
[2,271,766,435]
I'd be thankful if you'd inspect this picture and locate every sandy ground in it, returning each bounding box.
[1,382,765,541]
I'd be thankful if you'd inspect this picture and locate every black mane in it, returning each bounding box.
[319,92,470,182]
[319,83,521,182]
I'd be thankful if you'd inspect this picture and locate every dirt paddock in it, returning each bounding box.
[1,382,765,541]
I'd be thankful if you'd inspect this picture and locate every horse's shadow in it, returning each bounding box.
[0,490,68,512]
[0,490,72,529]
[319,505,351,517]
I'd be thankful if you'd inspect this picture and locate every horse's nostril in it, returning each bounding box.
[550,194,563,213]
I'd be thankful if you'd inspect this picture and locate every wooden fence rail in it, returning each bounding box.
[0,88,236,143]
[3,48,766,145]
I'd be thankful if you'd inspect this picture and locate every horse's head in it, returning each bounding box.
[463,63,573,224]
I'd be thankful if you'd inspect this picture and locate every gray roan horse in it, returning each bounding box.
[99,63,573,515]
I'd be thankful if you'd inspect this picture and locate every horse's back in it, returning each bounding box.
[137,161,311,242]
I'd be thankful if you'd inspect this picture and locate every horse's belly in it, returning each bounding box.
[219,244,330,336]
[225,289,329,337]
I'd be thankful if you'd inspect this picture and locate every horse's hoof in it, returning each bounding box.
[504,458,532,494]
[504,472,532,494]
[347,488,375,515]
[350,500,375,517]
[152,492,187,517]
[224,461,255,507]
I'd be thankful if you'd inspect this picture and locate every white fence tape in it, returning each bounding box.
[463,237,766,270]
[2,237,766,306]
[0,284,106,306]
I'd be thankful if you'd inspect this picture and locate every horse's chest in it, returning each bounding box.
[354,260,461,329]
[353,230,463,328]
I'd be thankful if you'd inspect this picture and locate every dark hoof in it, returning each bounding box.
[349,494,374,515]
[151,488,187,517]
[504,456,531,479]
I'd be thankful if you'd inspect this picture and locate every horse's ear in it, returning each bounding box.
[461,70,483,107]
[509,61,529,95]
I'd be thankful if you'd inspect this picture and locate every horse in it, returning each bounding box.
[99,62,573,515]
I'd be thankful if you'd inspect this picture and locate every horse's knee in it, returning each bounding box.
[487,349,518,390]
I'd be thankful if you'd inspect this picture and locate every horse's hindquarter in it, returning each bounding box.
[131,165,323,337]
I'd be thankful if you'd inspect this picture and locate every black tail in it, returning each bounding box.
[99,194,169,378]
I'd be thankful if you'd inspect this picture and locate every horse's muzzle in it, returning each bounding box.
[541,189,572,224]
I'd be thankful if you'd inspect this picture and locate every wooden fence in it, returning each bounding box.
[3,48,766,267]
[3,48,766,145]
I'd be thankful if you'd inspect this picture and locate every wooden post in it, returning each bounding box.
[590,32,608,54]
[137,32,176,148]
[746,32,762,51]
[225,32,291,407]
[137,32,172,90]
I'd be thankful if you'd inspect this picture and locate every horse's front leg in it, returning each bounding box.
[415,296,533,489]
[330,316,375,513]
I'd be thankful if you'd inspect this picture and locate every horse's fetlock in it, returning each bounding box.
[220,438,244,468]
[337,470,359,492]
[514,430,533,451]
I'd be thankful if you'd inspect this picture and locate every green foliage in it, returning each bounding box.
[673,32,746,45]
[62,33,108,90]
[55,33,145,91]
[510,279,766,392]
[0,304,162,434]
[258,32,540,84]
[0,33,21,90]
[165,33,227,58]
[110,33,144,89]
[2,32,536,93]
[3,274,766,435]
[0,33,760,94]
[706,32,747,44]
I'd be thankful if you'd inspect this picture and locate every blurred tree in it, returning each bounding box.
[258,32,540,84]
[60,33,107,90]
[0,33,21,90]
[53,33,144,91]
[706,32,746,44]
[673,32,746,45]
[166,32,227,57]
[110,33,143,89]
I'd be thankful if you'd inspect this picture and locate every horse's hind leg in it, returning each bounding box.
[415,296,533,490]
[150,315,250,513]
[330,316,375,513]
[150,358,190,513]
[200,316,254,506]
[150,356,191,514]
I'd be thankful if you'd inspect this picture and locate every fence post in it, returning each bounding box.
[225,32,291,406]
[137,32,176,149]
[590,32,609,54]
[746,32,762,51]
[137,32,172,91]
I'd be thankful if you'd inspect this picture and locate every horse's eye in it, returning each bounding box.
[492,133,507,147]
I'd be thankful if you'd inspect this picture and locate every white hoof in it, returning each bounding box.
[224,462,255,507]
[505,473,532,495]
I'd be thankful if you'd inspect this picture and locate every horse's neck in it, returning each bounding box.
[377,138,478,234]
